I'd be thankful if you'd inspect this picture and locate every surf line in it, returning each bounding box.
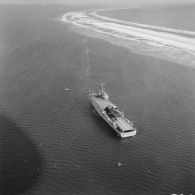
[62,9,195,55]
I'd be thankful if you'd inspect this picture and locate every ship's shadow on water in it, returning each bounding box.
[0,115,43,195]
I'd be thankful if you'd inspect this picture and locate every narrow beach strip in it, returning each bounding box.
[61,9,195,58]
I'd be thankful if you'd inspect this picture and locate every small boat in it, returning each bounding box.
[64,88,70,91]
[117,162,122,167]
[89,83,136,138]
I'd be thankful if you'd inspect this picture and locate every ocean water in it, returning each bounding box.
[0,4,195,195]
[101,3,195,31]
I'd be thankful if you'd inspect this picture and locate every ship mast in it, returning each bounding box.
[99,82,109,100]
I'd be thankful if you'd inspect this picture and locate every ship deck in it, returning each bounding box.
[92,97,116,109]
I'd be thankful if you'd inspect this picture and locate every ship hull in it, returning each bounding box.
[91,96,136,138]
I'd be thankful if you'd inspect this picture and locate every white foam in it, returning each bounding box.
[61,9,195,55]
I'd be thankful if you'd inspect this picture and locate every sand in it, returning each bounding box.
[61,9,195,68]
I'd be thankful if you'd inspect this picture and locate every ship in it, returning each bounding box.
[90,83,136,138]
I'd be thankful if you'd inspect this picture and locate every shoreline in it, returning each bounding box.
[61,9,195,68]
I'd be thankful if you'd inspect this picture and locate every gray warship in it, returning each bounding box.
[90,83,136,138]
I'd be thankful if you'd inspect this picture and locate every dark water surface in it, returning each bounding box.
[0,4,194,195]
